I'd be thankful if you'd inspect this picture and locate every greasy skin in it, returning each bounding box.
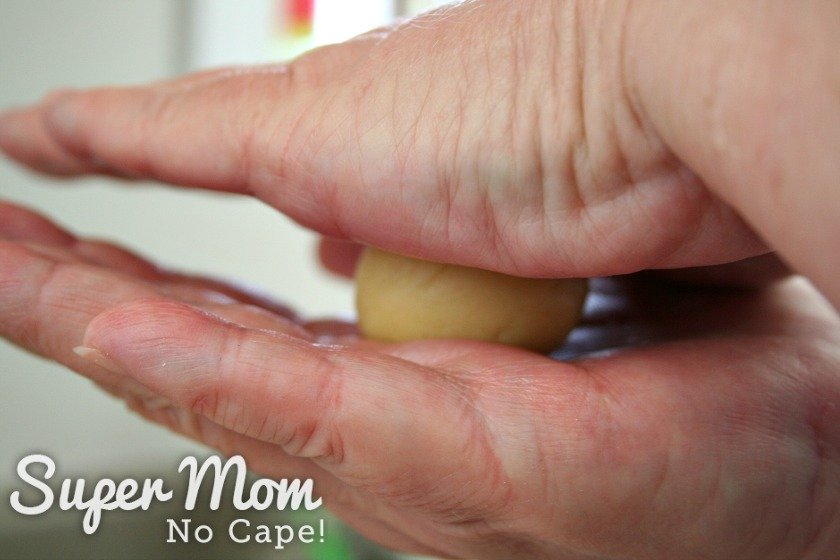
[356,247,587,352]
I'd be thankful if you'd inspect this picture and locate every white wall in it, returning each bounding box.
[0,0,354,522]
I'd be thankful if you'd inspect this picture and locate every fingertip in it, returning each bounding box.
[0,201,76,246]
[0,99,96,176]
[42,90,84,148]
[82,298,245,413]
[318,237,363,278]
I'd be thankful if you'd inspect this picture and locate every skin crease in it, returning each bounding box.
[0,1,839,559]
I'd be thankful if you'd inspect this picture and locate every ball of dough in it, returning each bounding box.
[355,247,588,353]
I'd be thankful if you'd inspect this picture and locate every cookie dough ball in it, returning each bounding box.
[355,247,587,353]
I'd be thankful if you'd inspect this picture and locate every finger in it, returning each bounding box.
[0,200,296,316]
[89,376,172,412]
[318,237,363,278]
[82,301,435,555]
[73,244,297,317]
[0,238,307,384]
[77,298,516,521]
[0,237,320,467]
[0,39,377,190]
[0,104,100,177]
[0,199,161,279]
[127,394,335,483]
[22,238,296,322]
[74,239,162,279]
[161,272,298,320]
[0,200,76,246]
[0,240,162,362]
[123,386,445,556]
[0,201,307,338]
[3,3,788,290]
[302,318,361,342]
[1,239,507,560]
[0,240,173,404]
[142,396,446,557]
[188,300,312,339]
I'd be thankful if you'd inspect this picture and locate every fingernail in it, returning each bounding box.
[0,109,26,146]
[45,92,81,138]
[73,345,122,374]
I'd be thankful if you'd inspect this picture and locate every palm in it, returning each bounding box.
[1,202,837,560]
[316,279,840,559]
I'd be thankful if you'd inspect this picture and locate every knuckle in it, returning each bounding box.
[281,351,347,464]
[187,384,221,421]
[0,245,58,352]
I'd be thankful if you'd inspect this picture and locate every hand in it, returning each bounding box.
[1,1,839,558]
[1,201,838,559]
[1,1,837,306]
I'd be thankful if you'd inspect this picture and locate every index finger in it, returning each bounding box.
[0,39,375,197]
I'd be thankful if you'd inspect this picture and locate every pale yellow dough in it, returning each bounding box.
[355,247,588,353]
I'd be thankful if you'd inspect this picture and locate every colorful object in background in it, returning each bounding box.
[286,0,314,37]
[270,0,316,59]
[283,511,352,560]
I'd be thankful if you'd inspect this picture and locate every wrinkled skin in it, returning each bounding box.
[1,0,839,558]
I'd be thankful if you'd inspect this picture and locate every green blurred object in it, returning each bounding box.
[296,510,355,560]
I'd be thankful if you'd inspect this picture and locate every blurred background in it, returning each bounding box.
[0,1,446,558]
